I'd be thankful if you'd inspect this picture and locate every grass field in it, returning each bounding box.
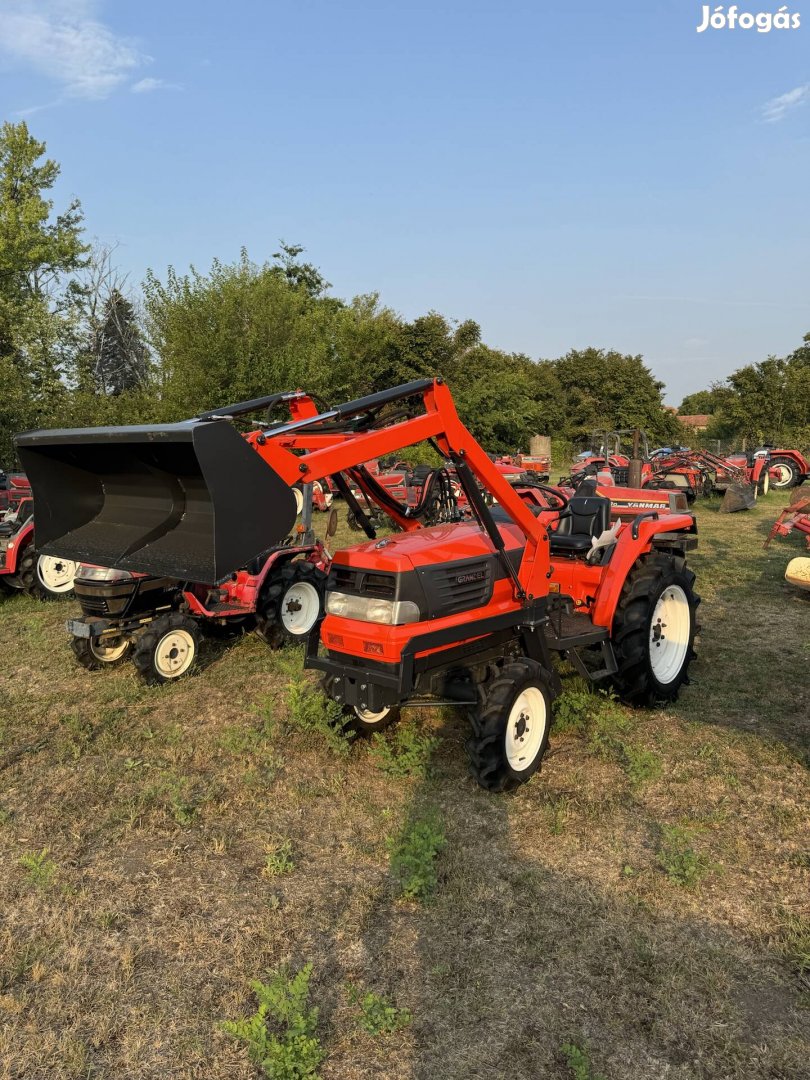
[0,489,808,1079]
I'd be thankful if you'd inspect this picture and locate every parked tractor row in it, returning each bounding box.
[4,387,806,790]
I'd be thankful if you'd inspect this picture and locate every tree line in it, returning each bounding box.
[1,121,803,467]
[679,339,810,450]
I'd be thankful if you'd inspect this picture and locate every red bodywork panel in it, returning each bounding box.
[183,543,330,618]
[322,508,695,666]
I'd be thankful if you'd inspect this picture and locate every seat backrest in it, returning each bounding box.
[556,495,611,537]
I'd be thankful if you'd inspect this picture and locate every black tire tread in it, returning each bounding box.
[465,659,552,793]
[608,551,700,707]
[255,560,328,648]
[131,612,201,686]
[769,456,798,489]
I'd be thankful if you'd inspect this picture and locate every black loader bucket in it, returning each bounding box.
[15,421,298,584]
[719,482,757,513]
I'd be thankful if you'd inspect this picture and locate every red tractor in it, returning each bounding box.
[18,378,700,792]
[0,486,78,599]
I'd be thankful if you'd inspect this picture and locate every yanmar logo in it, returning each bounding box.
[457,570,486,585]
[697,4,800,31]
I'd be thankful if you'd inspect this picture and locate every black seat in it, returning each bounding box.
[549,496,611,555]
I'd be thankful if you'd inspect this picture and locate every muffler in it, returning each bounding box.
[15,420,298,583]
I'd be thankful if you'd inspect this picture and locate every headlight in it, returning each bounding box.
[326,591,421,625]
[77,564,134,584]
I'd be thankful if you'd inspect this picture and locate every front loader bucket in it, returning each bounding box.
[719,482,757,514]
[15,421,298,584]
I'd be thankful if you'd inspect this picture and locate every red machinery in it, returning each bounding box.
[763,448,810,490]
[764,490,810,552]
[571,431,768,511]
[48,391,338,682]
[0,486,78,598]
[17,378,700,791]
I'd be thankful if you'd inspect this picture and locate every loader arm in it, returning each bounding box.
[15,378,552,593]
[245,379,551,598]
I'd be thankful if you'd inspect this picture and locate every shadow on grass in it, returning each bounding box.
[338,709,808,1080]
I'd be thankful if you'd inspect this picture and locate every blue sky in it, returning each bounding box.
[0,0,808,404]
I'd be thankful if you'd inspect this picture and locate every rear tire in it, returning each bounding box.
[608,552,699,707]
[255,561,328,648]
[465,659,553,792]
[770,456,799,489]
[71,634,131,671]
[132,613,201,685]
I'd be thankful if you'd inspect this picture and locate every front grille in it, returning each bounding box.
[78,594,109,615]
[329,566,396,599]
[420,558,493,617]
[612,468,629,485]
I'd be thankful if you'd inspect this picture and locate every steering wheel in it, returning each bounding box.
[522,483,570,512]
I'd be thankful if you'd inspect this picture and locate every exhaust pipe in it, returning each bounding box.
[15,420,298,583]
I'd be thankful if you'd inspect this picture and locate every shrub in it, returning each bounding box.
[369,725,439,779]
[346,983,411,1035]
[222,964,324,1079]
[387,812,447,901]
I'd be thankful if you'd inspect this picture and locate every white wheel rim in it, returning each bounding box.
[761,471,769,495]
[649,585,691,685]
[355,705,390,725]
[293,488,304,515]
[772,465,792,487]
[280,581,320,636]
[154,629,195,677]
[90,637,129,662]
[505,687,547,771]
[36,555,77,593]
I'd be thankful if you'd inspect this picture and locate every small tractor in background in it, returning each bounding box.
[570,430,768,511]
[60,392,341,683]
[19,377,701,793]
[0,484,78,599]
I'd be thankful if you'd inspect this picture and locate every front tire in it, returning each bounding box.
[321,676,400,734]
[132,613,201,686]
[71,634,131,671]
[758,466,770,496]
[608,552,699,707]
[465,660,553,792]
[255,560,328,648]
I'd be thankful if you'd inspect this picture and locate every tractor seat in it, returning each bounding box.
[549,495,611,555]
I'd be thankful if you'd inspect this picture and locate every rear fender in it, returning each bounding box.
[591,514,695,629]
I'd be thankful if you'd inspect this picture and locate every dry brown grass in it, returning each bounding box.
[0,491,808,1079]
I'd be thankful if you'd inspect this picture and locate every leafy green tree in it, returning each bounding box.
[552,347,681,445]
[0,121,88,458]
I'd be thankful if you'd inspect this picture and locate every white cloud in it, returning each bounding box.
[0,0,147,100]
[131,76,180,94]
[761,83,810,123]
